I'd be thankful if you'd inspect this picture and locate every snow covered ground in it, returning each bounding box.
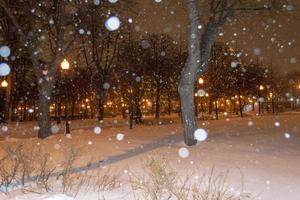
[0,113,299,200]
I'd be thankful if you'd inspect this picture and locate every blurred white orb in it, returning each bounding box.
[135,76,141,82]
[94,127,102,135]
[290,57,297,64]
[79,29,85,34]
[108,0,118,3]
[197,89,205,97]
[0,63,11,76]
[258,97,265,102]
[253,48,261,55]
[105,16,121,31]
[231,61,239,68]
[1,126,8,132]
[103,82,110,90]
[0,46,11,58]
[51,125,60,134]
[193,128,208,142]
[274,122,280,127]
[93,0,100,5]
[178,147,189,158]
[116,133,124,141]
[284,133,291,139]
[141,40,150,49]
[54,144,61,150]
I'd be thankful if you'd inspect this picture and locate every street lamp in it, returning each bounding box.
[259,85,264,91]
[61,59,71,134]
[258,85,264,114]
[1,80,8,88]
[198,77,204,85]
[61,59,70,70]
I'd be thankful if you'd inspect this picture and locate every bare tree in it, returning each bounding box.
[142,34,179,119]
[179,0,286,145]
[0,0,85,138]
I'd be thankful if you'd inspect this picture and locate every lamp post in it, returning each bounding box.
[0,80,8,124]
[258,85,264,115]
[198,77,205,120]
[61,59,70,134]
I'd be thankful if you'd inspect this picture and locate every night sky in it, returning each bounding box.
[129,0,300,73]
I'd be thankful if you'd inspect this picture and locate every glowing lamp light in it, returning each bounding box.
[198,77,204,84]
[61,59,70,70]
[1,80,8,88]
[269,92,273,98]
[259,85,264,90]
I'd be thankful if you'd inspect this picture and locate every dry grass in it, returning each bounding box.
[129,156,252,200]
[0,143,252,200]
[0,143,119,198]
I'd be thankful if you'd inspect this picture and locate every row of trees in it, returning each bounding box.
[0,0,135,138]
[0,0,294,146]
[1,28,294,124]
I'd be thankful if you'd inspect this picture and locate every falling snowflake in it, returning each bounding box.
[93,127,102,135]
[178,147,189,158]
[116,133,125,141]
[54,144,61,150]
[93,0,100,5]
[51,125,60,134]
[0,63,11,76]
[193,128,208,142]
[284,133,291,139]
[1,126,8,132]
[105,16,121,31]
[0,46,11,58]
[103,82,110,90]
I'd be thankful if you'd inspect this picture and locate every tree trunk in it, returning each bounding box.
[71,100,75,120]
[214,100,219,120]
[194,97,198,117]
[37,83,52,139]
[179,0,220,145]
[178,0,202,146]
[179,78,197,146]
[56,98,62,124]
[271,97,275,114]
[238,91,243,117]
[98,97,105,121]
[135,98,143,124]
[208,98,213,114]
[129,100,134,129]
[155,86,160,119]
[97,84,106,121]
[0,89,5,124]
